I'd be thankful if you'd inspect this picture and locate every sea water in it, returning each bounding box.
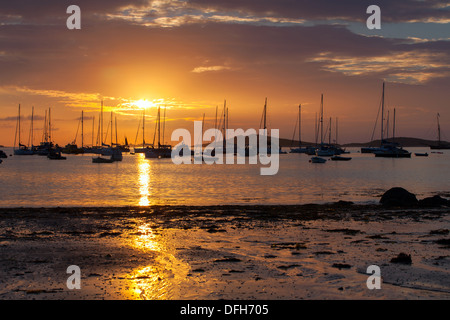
[0,147,448,207]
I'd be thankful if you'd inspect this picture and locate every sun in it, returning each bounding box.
[134,99,153,110]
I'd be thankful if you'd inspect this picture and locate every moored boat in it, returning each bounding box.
[366,82,410,158]
[361,147,382,154]
[92,156,114,163]
[373,143,411,158]
[145,106,172,159]
[48,151,66,160]
[310,156,327,163]
[315,146,335,157]
[331,155,352,161]
[14,145,34,155]
[13,104,34,155]
[290,104,309,154]
[429,113,450,150]
[62,143,84,154]
[145,146,172,159]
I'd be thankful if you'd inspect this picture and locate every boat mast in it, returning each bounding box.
[143,108,145,148]
[328,117,332,145]
[437,113,441,144]
[115,116,118,146]
[393,108,396,142]
[110,111,113,146]
[264,98,267,131]
[226,107,229,135]
[92,116,95,147]
[32,106,34,147]
[314,112,318,145]
[96,115,101,147]
[48,108,51,143]
[320,94,324,145]
[214,106,218,131]
[386,110,390,140]
[202,113,205,135]
[157,106,161,148]
[81,110,84,149]
[29,106,34,148]
[101,100,103,147]
[214,105,218,148]
[223,100,227,144]
[18,104,21,146]
[298,104,302,148]
[336,117,339,145]
[382,83,385,143]
[42,110,47,143]
[198,113,205,149]
[163,107,166,146]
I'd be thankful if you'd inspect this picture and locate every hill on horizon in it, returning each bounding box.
[199,136,447,148]
[341,137,449,148]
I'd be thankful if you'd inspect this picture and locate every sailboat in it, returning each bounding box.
[134,107,148,154]
[145,106,172,159]
[112,117,130,153]
[315,95,336,157]
[62,110,85,154]
[14,104,34,155]
[34,108,57,156]
[361,82,410,158]
[361,83,387,154]
[108,116,123,161]
[100,112,123,161]
[92,101,118,163]
[257,98,285,155]
[290,104,309,154]
[373,102,411,158]
[430,113,450,150]
[188,112,220,162]
[192,113,206,161]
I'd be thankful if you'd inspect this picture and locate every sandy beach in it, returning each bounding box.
[0,204,449,300]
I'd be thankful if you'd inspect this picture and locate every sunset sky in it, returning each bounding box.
[0,0,449,147]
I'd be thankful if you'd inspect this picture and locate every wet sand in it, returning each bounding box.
[0,204,449,300]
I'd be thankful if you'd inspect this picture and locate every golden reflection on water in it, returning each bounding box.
[137,154,151,207]
[121,155,191,299]
[125,223,190,300]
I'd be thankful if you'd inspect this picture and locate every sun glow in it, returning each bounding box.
[134,99,154,110]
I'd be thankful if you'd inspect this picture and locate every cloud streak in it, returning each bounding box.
[192,65,234,73]
[308,50,450,84]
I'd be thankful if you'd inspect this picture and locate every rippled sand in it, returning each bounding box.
[0,205,449,299]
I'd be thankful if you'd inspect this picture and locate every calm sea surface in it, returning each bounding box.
[0,147,449,207]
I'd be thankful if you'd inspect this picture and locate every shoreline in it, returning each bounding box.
[1,202,449,219]
[1,204,449,300]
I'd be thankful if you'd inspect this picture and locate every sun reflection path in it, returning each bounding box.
[126,153,191,300]
[125,223,191,300]
[138,154,151,207]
